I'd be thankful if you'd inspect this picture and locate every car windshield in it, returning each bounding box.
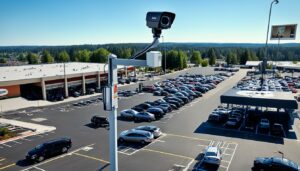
[206,152,217,157]
[35,144,45,150]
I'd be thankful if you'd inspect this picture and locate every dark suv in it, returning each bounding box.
[91,116,109,127]
[26,138,72,162]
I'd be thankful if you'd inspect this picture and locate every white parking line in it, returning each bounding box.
[1,144,12,148]
[21,143,95,171]
[12,140,22,144]
[33,166,46,171]
[22,138,32,141]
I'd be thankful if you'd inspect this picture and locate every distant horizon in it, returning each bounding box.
[1,0,299,46]
[1,42,300,47]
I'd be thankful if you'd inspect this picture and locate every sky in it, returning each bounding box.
[0,0,299,46]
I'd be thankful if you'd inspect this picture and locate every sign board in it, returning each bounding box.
[0,89,8,96]
[271,24,297,40]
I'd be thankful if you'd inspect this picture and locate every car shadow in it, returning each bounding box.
[16,159,34,167]
[194,122,285,144]
[84,123,109,130]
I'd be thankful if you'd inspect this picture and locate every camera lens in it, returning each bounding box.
[161,16,170,28]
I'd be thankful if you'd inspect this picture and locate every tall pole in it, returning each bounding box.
[162,35,167,74]
[262,0,278,89]
[108,55,118,171]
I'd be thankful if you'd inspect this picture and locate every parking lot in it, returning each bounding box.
[1,67,300,171]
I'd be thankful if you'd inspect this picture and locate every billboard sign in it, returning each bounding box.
[0,89,8,96]
[271,24,297,40]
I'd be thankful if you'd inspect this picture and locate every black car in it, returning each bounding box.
[118,78,126,84]
[147,108,164,119]
[253,157,300,171]
[26,138,72,162]
[91,116,109,127]
[132,103,152,112]
[86,88,95,95]
[164,99,181,108]
[163,96,184,105]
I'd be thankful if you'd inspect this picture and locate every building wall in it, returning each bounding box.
[0,85,21,98]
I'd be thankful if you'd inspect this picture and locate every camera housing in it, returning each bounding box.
[146,12,175,38]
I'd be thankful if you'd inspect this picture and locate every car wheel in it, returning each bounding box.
[140,140,146,145]
[119,138,125,143]
[37,156,44,162]
[62,147,68,153]
[148,118,152,122]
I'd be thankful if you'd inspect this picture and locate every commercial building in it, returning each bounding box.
[0,62,134,100]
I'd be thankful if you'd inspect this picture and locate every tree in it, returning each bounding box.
[207,48,216,66]
[178,50,188,69]
[90,48,110,63]
[226,51,238,65]
[74,49,90,62]
[26,52,39,64]
[240,49,251,65]
[121,48,132,58]
[190,51,202,65]
[41,50,54,64]
[0,58,7,64]
[201,59,209,67]
[166,50,179,69]
[57,51,70,62]
[18,53,26,62]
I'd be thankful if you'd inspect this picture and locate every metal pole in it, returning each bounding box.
[162,35,166,74]
[108,55,118,171]
[262,0,278,89]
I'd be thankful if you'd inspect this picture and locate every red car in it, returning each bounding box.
[291,88,298,93]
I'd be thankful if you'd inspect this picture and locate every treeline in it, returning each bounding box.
[0,43,300,68]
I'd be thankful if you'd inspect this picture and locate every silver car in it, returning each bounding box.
[135,112,155,122]
[119,129,154,144]
[120,109,138,119]
[133,125,162,138]
[203,146,222,165]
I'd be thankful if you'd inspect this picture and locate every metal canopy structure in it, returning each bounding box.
[221,89,298,109]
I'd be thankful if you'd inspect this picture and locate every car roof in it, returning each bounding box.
[136,125,157,129]
[206,146,219,153]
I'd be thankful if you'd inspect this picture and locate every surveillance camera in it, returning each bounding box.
[146,12,175,38]
[146,12,175,29]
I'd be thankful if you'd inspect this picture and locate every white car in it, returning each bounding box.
[259,118,270,129]
[120,109,138,119]
[203,146,222,165]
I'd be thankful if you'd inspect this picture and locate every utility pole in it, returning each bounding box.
[262,0,279,89]
[102,12,175,171]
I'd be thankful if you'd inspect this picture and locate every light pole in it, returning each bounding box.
[103,12,175,171]
[262,0,279,89]
[162,35,167,74]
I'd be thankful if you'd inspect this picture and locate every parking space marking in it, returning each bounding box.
[0,163,15,170]
[73,153,109,164]
[0,144,11,148]
[0,158,5,162]
[33,166,46,171]
[21,143,95,171]
[142,148,194,160]
[166,133,212,143]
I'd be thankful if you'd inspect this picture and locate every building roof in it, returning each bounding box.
[0,62,130,83]
[245,60,300,69]
[245,61,262,66]
[221,89,298,109]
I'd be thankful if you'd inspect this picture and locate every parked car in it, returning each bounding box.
[147,108,164,119]
[203,146,222,165]
[26,138,72,162]
[91,116,109,127]
[253,157,300,171]
[259,118,270,130]
[120,109,138,119]
[272,123,284,136]
[133,125,162,138]
[118,129,154,145]
[225,118,241,128]
[132,103,152,112]
[134,112,156,122]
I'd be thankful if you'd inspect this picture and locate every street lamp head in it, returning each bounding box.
[274,0,279,4]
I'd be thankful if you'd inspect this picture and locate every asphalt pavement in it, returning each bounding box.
[1,67,300,171]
